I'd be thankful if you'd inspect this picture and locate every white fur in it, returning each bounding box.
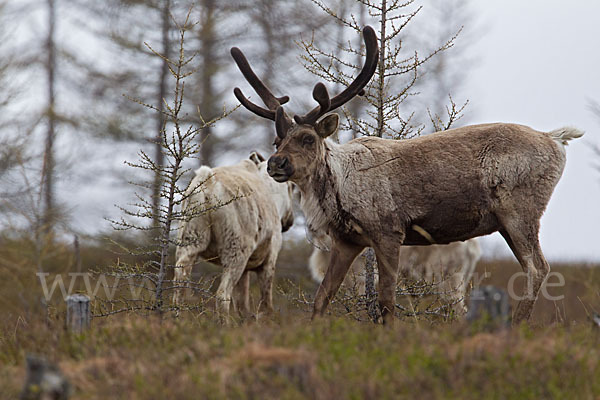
[300,140,356,250]
[549,127,585,156]
[173,157,294,319]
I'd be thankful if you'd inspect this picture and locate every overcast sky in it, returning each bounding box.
[79,0,599,262]
[15,0,597,263]
[465,0,600,261]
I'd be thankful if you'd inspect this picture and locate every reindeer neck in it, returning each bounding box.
[297,141,362,242]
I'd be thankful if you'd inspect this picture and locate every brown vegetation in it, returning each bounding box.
[1,237,599,398]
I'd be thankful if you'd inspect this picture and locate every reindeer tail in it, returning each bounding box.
[549,127,584,146]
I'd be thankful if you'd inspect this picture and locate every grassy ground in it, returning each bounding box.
[2,315,600,399]
[1,236,599,399]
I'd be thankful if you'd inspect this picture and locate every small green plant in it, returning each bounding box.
[97,9,234,317]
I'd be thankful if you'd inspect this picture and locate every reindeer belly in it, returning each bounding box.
[404,212,498,245]
[246,238,273,269]
[402,187,498,245]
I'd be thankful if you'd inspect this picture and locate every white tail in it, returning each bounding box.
[549,127,584,146]
[181,166,213,254]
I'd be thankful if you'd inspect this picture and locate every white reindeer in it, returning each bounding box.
[173,152,294,318]
[308,238,481,314]
[231,26,583,324]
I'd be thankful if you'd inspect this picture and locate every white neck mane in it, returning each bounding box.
[298,140,347,250]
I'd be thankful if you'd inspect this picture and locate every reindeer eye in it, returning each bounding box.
[302,135,314,146]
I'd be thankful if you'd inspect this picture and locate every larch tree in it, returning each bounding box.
[42,0,58,233]
[101,12,234,316]
[404,0,480,129]
[0,0,24,188]
[225,0,330,155]
[0,0,79,235]
[79,0,178,229]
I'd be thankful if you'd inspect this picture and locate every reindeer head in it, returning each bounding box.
[231,26,378,184]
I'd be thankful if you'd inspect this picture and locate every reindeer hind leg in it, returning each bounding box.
[499,219,549,325]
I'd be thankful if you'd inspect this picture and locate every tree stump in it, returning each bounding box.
[65,294,91,334]
[21,355,70,400]
[466,285,510,329]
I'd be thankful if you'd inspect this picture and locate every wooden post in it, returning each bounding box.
[466,285,511,329]
[65,294,90,334]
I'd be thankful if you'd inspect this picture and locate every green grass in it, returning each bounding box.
[2,315,600,399]
[1,236,600,399]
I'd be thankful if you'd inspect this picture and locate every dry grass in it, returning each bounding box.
[473,258,600,325]
[2,314,600,399]
[1,237,600,399]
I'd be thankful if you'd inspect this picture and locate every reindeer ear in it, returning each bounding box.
[315,114,339,138]
[249,151,265,165]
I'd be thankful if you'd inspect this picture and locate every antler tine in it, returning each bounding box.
[275,106,292,139]
[231,47,290,120]
[329,26,378,109]
[293,83,331,125]
[294,26,379,126]
[233,88,275,119]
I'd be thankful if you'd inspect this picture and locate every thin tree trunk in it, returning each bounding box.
[155,156,181,314]
[42,0,56,233]
[364,247,379,322]
[257,0,276,151]
[365,2,387,322]
[152,0,171,228]
[349,4,366,140]
[375,0,387,138]
[199,0,216,165]
[39,0,54,318]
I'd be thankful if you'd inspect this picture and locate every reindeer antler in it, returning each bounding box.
[231,26,378,139]
[231,47,292,138]
[293,26,379,126]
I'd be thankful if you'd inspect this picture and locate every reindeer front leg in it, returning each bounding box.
[312,239,364,320]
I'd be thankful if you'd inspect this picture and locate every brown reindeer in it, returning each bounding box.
[231,26,583,324]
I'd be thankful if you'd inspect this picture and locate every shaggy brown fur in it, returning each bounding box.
[231,25,583,325]
[268,120,582,324]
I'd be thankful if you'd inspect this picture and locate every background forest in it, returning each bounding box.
[0,0,478,239]
[1,0,600,398]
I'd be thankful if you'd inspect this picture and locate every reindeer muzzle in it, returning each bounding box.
[267,156,294,182]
